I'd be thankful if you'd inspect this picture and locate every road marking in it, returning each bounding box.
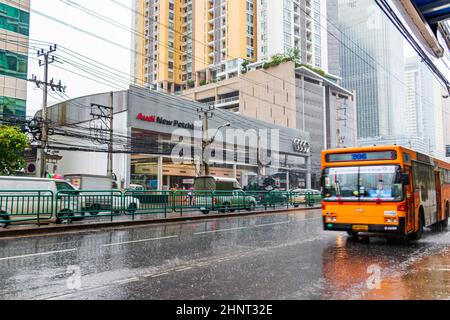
[253,221,290,228]
[102,235,178,247]
[150,272,169,278]
[175,267,192,272]
[0,248,78,261]
[114,277,139,284]
[425,268,450,272]
[194,226,248,235]
[193,217,321,235]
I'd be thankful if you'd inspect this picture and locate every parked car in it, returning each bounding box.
[78,190,140,215]
[0,176,84,227]
[290,189,322,207]
[194,176,257,214]
[214,190,258,213]
[261,190,289,207]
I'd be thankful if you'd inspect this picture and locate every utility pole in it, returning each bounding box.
[197,105,231,176]
[29,45,65,177]
[90,100,114,186]
[197,105,215,176]
[108,92,114,181]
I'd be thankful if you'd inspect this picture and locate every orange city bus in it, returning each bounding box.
[321,145,450,239]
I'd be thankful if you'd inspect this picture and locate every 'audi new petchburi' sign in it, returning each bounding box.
[136,113,194,130]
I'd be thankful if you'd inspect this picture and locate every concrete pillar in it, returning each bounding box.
[206,68,212,83]
[285,155,289,190]
[195,71,200,87]
[214,87,219,104]
[233,163,237,179]
[306,156,312,189]
[286,171,290,191]
[195,160,201,177]
[157,156,163,190]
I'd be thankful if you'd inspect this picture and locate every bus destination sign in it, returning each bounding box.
[326,151,397,163]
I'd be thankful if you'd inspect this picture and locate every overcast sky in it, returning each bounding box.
[27,0,132,116]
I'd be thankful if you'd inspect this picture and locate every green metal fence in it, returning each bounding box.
[0,189,322,227]
[56,190,123,223]
[172,190,214,215]
[123,190,170,218]
[0,190,54,227]
[213,190,257,212]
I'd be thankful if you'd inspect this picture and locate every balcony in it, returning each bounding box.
[215,95,240,109]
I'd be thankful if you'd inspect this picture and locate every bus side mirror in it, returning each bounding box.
[401,173,410,186]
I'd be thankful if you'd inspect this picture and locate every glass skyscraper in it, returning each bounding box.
[338,0,405,140]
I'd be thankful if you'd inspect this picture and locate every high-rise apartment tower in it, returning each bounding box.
[132,0,258,93]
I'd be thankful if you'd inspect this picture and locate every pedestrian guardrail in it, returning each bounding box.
[0,190,54,227]
[56,190,124,223]
[172,190,214,215]
[124,190,170,218]
[0,189,322,227]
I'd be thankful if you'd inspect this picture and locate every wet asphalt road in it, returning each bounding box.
[0,209,450,300]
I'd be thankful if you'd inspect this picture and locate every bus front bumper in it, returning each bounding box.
[323,217,406,234]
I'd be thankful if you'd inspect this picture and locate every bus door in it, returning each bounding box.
[435,170,442,222]
[405,167,416,233]
[412,161,437,227]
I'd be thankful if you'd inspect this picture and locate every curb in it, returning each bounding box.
[0,206,320,239]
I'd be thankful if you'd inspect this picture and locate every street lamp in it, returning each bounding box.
[209,122,231,144]
[202,122,231,176]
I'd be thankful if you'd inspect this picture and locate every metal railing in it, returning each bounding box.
[172,190,214,215]
[0,189,321,227]
[56,190,124,223]
[0,190,54,227]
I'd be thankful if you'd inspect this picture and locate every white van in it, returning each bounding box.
[0,176,83,227]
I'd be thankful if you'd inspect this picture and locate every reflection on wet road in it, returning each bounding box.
[0,209,449,300]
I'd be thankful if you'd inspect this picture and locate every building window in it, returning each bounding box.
[0,3,29,36]
[0,96,26,119]
[0,50,28,80]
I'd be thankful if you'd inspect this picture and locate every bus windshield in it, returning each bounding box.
[322,165,404,202]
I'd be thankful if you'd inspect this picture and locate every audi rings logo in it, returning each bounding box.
[293,139,310,154]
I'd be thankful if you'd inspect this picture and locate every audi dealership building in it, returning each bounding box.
[38,86,318,190]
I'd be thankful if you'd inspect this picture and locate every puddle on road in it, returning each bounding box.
[362,247,450,300]
[319,231,450,300]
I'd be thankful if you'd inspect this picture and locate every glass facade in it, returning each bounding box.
[0,49,28,80]
[0,2,30,120]
[0,2,30,36]
[339,0,405,139]
[0,96,26,119]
